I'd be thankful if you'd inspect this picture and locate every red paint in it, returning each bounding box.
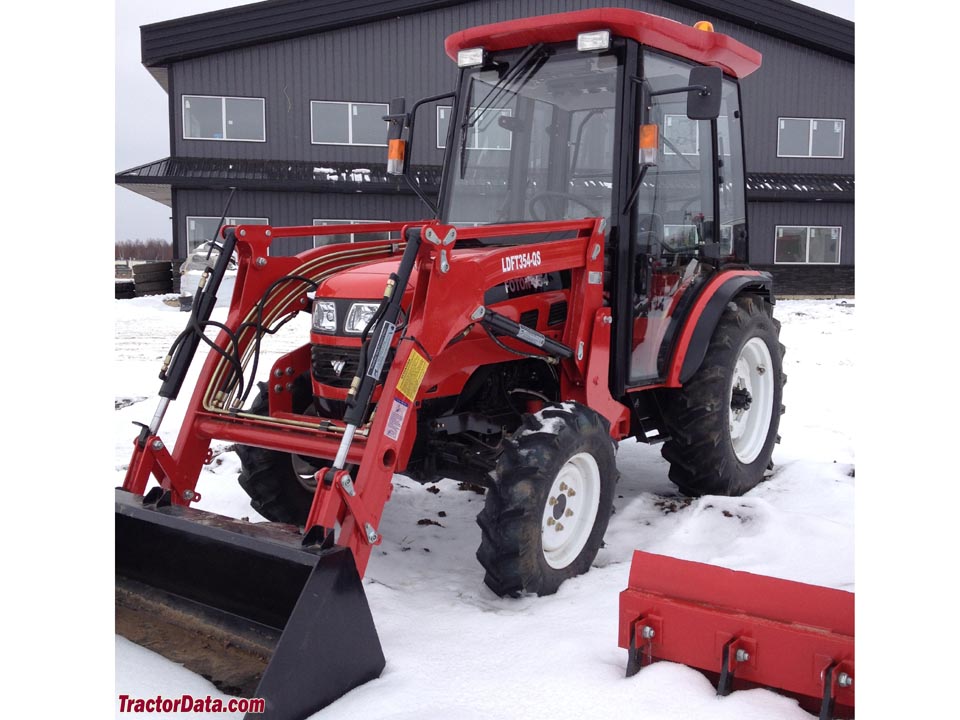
[445,8,762,79]
[124,217,630,578]
[663,269,763,387]
[620,551,854,707]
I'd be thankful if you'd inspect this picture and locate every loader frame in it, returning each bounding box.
[123,216,631,575]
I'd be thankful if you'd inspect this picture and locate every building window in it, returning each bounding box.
[182,96,265,142]
[186,216,268,254]
[313,220,392,246]
[775,225,841,264]
[777,118,845,158]
[311,102,388,146]
[437,105,512,150]
[663,114,699,156]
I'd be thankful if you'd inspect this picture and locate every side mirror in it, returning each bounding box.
[686,67,722,120]
[384,97,408,175]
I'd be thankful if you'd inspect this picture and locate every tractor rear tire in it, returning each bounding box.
[476,402,618,597]
[660,294,785,497]
[235,375,320,525]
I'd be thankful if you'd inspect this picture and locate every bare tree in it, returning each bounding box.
[116,238,173,261]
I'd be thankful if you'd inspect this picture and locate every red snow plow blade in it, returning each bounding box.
[619,551,854,718]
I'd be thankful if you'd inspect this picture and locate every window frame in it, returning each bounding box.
[312,219,390,247]
[310,101,389,147]
[774,224,842,265]
[181,95,266,143]
[436,104,512,151]
[776,117,845,159]
[186,216,269,255]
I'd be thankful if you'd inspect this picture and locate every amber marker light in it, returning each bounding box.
[694,21,715,32]
[639,124,658,165]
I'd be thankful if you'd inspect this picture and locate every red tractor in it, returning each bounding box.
[116,9,801,719]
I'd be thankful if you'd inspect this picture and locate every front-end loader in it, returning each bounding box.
[115,9,846,719]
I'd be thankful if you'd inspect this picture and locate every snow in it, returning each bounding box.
[113,297,853,719]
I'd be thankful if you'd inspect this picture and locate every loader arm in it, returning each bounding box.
[306,216,631,575]
[122,222,410,502]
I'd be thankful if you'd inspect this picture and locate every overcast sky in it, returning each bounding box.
[114,0,855,244]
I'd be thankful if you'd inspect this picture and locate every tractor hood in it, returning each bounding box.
[316,258,407,300]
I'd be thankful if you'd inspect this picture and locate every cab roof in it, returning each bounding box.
[444,8,762,79]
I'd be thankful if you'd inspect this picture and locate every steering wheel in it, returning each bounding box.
[528,191,603,221]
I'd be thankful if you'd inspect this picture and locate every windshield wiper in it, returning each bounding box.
[459,44,549,179]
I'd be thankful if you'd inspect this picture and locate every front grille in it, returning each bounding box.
[311,343,395,388]
[547,301,568,326]
[519,310,539,329]
[311,345,362,388]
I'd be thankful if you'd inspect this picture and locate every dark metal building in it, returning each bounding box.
[117,0,854,294]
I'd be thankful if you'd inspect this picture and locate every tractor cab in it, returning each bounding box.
[429,10,758,389]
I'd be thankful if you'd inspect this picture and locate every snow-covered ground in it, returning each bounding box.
[114,296,854,719]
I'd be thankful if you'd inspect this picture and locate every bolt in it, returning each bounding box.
[567,488,576,497]
[555,523,564,532]
[757,365,766,375]
[547,517,555,526]
[285,367,294,376]
[255,257,267,267]
[838,673,852,688]
[274,368,283,378]
[285,382,293,391]
[364,523,379,544]
[340,475,356,496]
[182,489,196,501]
[274,384,283,392]
[565,508,573,517]
[151,439,163,451]
[239,229,246,237]
[735,649,750,663]
[548,497,557,506]
[265,229,272,237]
[559,482,568,491]
[603,315,613,325]
[641,626,656,640]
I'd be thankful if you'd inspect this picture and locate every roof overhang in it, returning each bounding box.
[117,158,853,207]
[139,0,852,76]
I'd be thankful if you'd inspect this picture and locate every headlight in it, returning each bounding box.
[312,300,337,334]
[344,302,380,334]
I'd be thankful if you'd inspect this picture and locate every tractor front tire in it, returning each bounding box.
[476,402,618,597]
[235,375,319,525]
[661,294,785,497]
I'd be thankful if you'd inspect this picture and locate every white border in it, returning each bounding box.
[182,95,266,142]
[774,224,842,264]
[310,101,388,147]
[186,215,269,254]
[312,219,389,246]
[776,117,845,159]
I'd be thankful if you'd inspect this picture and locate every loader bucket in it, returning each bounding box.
[115,489,385,719]
[619,550,854,718]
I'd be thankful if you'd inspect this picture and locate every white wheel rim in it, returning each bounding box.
[729,337,774,464]
[540,452,601,570]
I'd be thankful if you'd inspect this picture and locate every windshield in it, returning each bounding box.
[442,46,623,227]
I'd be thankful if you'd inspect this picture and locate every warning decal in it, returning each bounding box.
[385,397,409,441]
[396,349,429,401]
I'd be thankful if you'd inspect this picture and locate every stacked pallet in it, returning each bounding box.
[133,262,173,297]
